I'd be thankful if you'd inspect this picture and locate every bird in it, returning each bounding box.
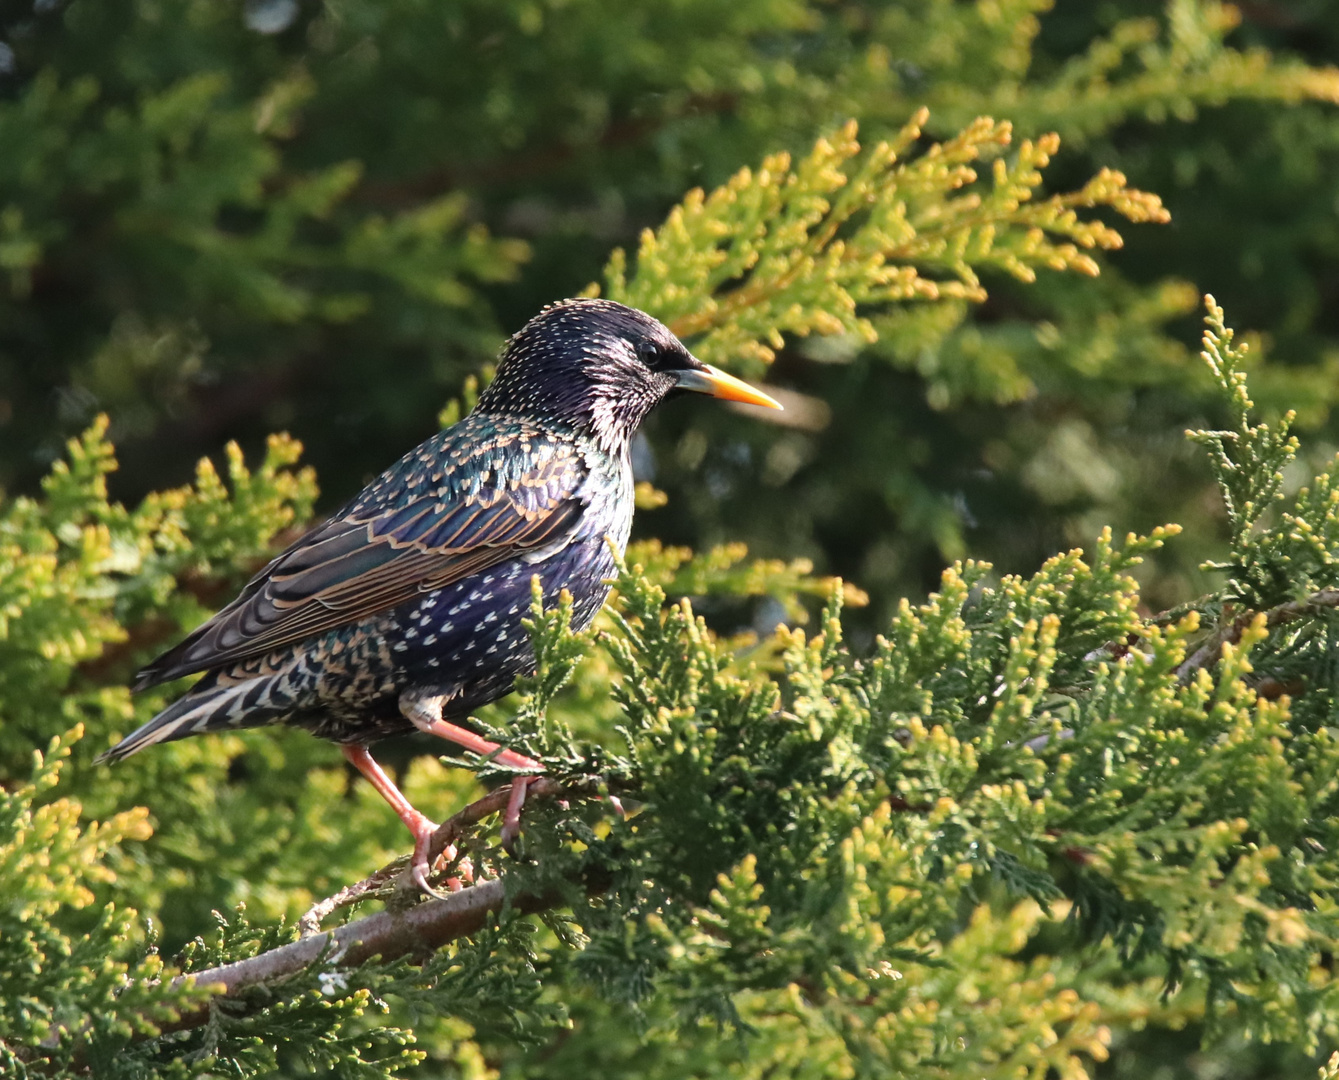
[100,298,781,894]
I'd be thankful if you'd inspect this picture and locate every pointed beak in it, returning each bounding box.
[673,364,783,411]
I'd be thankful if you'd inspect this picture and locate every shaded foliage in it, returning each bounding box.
[4,3,1339,1079]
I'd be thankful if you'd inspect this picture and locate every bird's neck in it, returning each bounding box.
[583,390,648,460]
[474,396,644,462]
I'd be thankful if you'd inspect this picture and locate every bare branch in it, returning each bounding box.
[297,777,573,934]
[295,865,403,938]
[58,778,614,1056]
[160,778,586,1037]
[159,877,565,1038]
[1174,587,1339,684]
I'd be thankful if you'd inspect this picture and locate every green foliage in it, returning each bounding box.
[1188,297,1302,605]
[7,3,1339,1078]
[0,415,431,944]
[1,726,203,1077]
[0,733,555,1079]
[0,413,316,777]
[899,0,1339,141]
[1,728,497,1080]
[8,294,1339,1076]
[3,0,1339,618]
[604,112,1168,372]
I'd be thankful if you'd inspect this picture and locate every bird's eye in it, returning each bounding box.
[636,341,661,367]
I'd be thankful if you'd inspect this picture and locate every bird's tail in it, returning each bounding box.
[98,676,295,763]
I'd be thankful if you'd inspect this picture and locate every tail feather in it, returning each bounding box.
[98,677,293,763]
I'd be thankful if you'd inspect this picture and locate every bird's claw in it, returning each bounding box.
[410,820,444,897]
[412,858,449,899]
[409,817,469,898]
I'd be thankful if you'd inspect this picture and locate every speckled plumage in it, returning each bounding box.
[101,298,780,890]
[113,415,627,752]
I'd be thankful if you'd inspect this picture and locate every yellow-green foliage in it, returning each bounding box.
[0,415,316,774]
[11,202,1339,1080]
[8,61,1339,1080]
[0,727,211,1078]
[484,415,1339,1074]
[7,293,1339,1079]
[601,114,1168,372]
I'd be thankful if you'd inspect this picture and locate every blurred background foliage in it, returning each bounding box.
[2,0,1338,630]
[6,1,1339,1077]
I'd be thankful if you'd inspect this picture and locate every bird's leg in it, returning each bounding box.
[400,692,544,772]
[501,776,535,853]
[401,692,544,851]
[340,744,468,897]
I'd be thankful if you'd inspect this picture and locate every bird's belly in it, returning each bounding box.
[389,532,618,692]
[297,531,620,736]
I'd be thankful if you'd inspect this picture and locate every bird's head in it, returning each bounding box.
[475,298,780,455]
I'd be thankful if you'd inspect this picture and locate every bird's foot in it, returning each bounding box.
[500,776,538,854]
[410,831,476,896]
[341,745,463,898]
[407,810,450,898]
[405,809,472,896]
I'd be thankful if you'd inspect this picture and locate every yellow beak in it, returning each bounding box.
[674,364,783,410]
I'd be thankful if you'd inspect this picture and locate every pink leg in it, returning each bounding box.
[416,715,544,772]
[401,694,544,850]
[501,777,535,852]
[429,720,543,852]
[341,745,467,896]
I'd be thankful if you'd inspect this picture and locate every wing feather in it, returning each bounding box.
[134,427,588,690]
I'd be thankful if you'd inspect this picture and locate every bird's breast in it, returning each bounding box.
[373,462,630,692]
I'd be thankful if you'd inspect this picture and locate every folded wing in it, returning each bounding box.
[135,430,588,690]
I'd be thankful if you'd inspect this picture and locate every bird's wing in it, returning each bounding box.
[134,430,589,690]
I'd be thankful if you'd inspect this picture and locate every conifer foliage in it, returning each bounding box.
[6,3,1339,1078]
[11,297,1339,1076]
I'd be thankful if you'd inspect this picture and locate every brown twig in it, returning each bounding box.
[423,777,567,881]
[295,864,404,938]
[160,877,564,1038]
[298,777,571,935]
[1174,587,1339,685]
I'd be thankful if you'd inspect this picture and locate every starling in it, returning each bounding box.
[101,298,781,893]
